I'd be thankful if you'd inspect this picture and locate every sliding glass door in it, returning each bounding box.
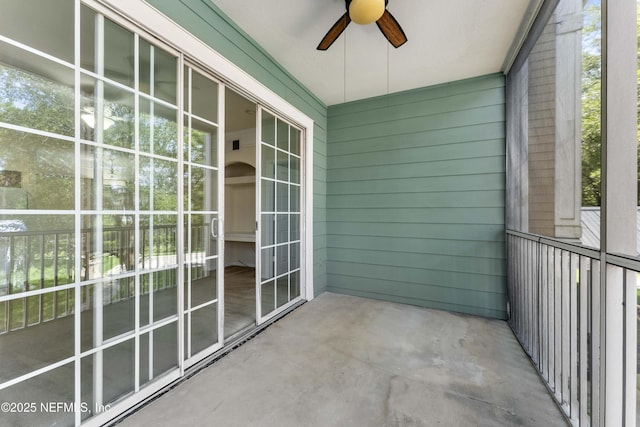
[182,66,223,364]
[257,108,303,323]
[0,2,307,424]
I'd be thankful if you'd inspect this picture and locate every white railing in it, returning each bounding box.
[507,229,638,426]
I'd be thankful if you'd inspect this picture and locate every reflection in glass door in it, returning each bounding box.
[257,108,302,323]
[183,66,223,363]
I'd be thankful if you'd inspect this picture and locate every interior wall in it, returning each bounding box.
[326,74,507,319]
[144,0,328,295]
[224,128,256,267]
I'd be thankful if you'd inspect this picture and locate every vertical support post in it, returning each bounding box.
[601,0,638,424]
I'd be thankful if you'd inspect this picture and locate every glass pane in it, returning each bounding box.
[80,4,96,71]
[80,278,135,352]
[290,270,300,299]
[140,99,178,158]
[261,214,275,247]
[190,118,218,167]
[82,7,135,89]
[261,180,275,212]
[261,145,275,179]
[277,150,289,182]
[80,146,135,211]
[276,244,288,276]
[261,247,274,281]
[0,128,74,210]
[277,119,289,151]
[80,214,139,280]
[290,156,300,184]
[190,303,218,355]
[81,339,135,421]
[290,214,300,241]
[0,214,74,298]
[290,128,301,156]
[276,214,288,244]
[146,215,178,269]
[139,156,178,211]
[80,75,135,149]
[190,69,218,124]
[277,183,289,212]
[105,19,135,87]
[261,280,275,315]
[261,111,275,145]
[139,39,177,104]
[140,332,150,385]
[0,290,74,383]
[0,42,75,137]
[153,321,178,376]
[189,166,218,212]
[140,269,178,322]
[290,242,300,270]
[0,0,74,63]
[276,275,289,308]
[191,262,217,308]
[291,185,301,213]
[0,362,75,427]
[141,323,178,383]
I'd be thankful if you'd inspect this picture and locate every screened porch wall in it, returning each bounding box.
[326,74,508,319]
[145,0,329,296]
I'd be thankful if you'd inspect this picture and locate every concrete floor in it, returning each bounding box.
[118,292,567,427]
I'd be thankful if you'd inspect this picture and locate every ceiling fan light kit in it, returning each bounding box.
[317,0,407,50]
[349,0,385,24]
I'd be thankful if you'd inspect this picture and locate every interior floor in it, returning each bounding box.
[223,265,256,338]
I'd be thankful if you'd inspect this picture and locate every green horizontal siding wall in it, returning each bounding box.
[144,0,328,295]
[327,74,507,319]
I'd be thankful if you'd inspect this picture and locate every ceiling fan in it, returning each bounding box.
[317,0,407,50]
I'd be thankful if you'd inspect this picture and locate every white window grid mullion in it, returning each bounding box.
[80,68,134,97]
[0,34,74,69]
[133,31,141,394]
[185,66,192,360]
[138,315,178,335]
[0,355,76,392]
[255,108,263,322]
[175,53,186,376]
[73,1,82,425]
[138,91,177,110]
[0,283,76,303]
[190,298,219,312]
[218,80,225,344]
[92,12,106,412]
[145,38,157,381]
[187,112,220,129]
[0,122,76,144]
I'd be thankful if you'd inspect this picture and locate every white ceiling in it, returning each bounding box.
[212,0,534,106]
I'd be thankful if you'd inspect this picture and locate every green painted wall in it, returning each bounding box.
[326,74,507,319]
[140,2,506,318]
[144,0,328,295]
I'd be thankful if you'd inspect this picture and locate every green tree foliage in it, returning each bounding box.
[581,1,640,206]
[581,3,602,206]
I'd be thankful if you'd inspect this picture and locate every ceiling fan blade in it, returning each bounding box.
[317,13,351,50]
[376,10,407,48]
